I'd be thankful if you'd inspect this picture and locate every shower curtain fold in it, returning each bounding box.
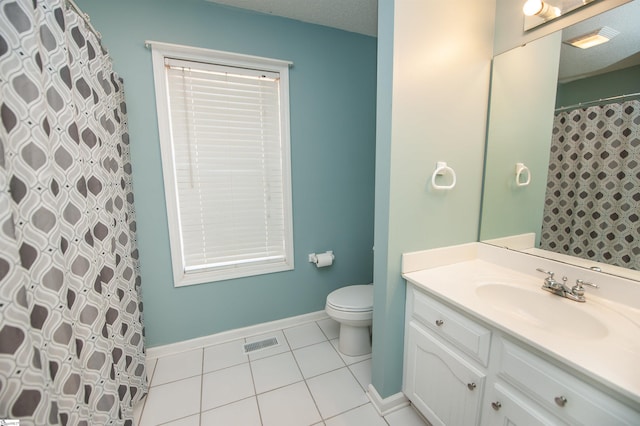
[0,1,147,424]
[540,99,640,271]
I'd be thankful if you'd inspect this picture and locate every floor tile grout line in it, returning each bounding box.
[157,339,250,389]
[151,363,362,399]
[198,395,259,421]
[301,343,347,379]
[198,347,204,426]
[316,318,339,341]
[301,365,348,382]
[246,336,265,426]
[290,339,347,380]
[202,359,248,377]
[290,334,341,358]
[299,363,325,422]
[328,338,372,366]
[246,376,312,398]
[156,412,198,426]
[321,401,372,423]
[250,334,309,396]
[147,371,203,389]
[345,359,370,393]
[383,411,392,426]
[282,321,332,351]
[278,327,326,422]
[136,357,156,424]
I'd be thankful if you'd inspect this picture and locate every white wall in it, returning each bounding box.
[372,0,496,398]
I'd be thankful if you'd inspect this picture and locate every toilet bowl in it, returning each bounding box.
[325,284,373,356]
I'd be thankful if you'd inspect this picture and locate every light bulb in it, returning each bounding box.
[523,0,561,19]
[523,0,543,16]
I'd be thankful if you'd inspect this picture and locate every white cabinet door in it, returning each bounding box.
[404,321,485,426]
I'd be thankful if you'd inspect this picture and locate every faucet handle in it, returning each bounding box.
[536,268,554,278]
[571,279,599,298]
[575,279,598,289]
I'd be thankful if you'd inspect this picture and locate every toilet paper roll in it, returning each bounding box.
[314,252,334,268]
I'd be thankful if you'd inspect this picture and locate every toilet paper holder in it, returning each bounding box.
[308,251,335,267]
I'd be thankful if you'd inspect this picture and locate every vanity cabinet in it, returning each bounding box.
[404,284,640,426]
[404,286,489,425]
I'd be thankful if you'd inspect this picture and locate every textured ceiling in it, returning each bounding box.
[559,1,640,82]
[205,0,638,83]
[206,0,378,37]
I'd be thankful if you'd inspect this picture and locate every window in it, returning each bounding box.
[149,41,294,287]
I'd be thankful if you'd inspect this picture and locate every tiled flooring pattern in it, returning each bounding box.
[135,318,429,425]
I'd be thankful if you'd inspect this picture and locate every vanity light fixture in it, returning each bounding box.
[523,0,561,20]
[564,27,620,49]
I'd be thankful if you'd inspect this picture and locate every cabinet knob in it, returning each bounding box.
[467,382,476,391]
[554,396,567,407]
[435,319,444,326]
[491,401,502,411]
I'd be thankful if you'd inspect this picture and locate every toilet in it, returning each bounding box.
[325,284,373,356]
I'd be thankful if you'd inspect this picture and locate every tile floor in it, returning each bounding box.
[135,318,429,426]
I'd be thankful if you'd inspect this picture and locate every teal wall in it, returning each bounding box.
[75,0,377,347]
[372,0,397,399]
[556,64,640,108]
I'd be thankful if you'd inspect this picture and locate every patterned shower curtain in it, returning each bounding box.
[0,1,147,424]
[540,99,640,271]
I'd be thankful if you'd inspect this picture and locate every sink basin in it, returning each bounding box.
[475,283,609,340]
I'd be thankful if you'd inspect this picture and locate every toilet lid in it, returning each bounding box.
[327,284,373,312]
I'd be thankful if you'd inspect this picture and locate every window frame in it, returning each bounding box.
[149,41,295,287]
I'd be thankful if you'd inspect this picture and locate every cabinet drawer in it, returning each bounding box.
[498,340,640,425]
[485,381,568,426]
[411,287,491,366]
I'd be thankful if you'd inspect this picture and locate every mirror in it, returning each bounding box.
[524,0,598,30]
[480,0,640,281]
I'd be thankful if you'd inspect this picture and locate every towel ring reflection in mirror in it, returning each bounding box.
[515,162,531,187]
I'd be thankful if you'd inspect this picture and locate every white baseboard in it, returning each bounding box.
[146,310,329,359]
[367,384,410,416]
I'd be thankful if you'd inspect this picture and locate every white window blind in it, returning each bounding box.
[150,42,294,286]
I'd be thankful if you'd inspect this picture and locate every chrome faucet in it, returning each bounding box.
[536,268,598,302]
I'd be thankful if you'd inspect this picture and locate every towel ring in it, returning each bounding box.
[432,161,456,190]
[515,163,531,187]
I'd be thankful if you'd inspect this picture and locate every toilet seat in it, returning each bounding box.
[326,284,373,312]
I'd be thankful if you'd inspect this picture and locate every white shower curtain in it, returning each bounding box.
[0,1,147,424]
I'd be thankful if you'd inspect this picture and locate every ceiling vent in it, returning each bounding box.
[564,27,620,49]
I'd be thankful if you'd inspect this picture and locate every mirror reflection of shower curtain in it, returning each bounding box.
[540,99,640,270]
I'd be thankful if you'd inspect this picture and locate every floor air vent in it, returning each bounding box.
[243,337,279,354]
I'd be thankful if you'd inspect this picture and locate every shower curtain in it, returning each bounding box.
[540,99,640,270]
[0,0,147,424]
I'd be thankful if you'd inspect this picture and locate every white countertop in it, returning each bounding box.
[402,243,640,407]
